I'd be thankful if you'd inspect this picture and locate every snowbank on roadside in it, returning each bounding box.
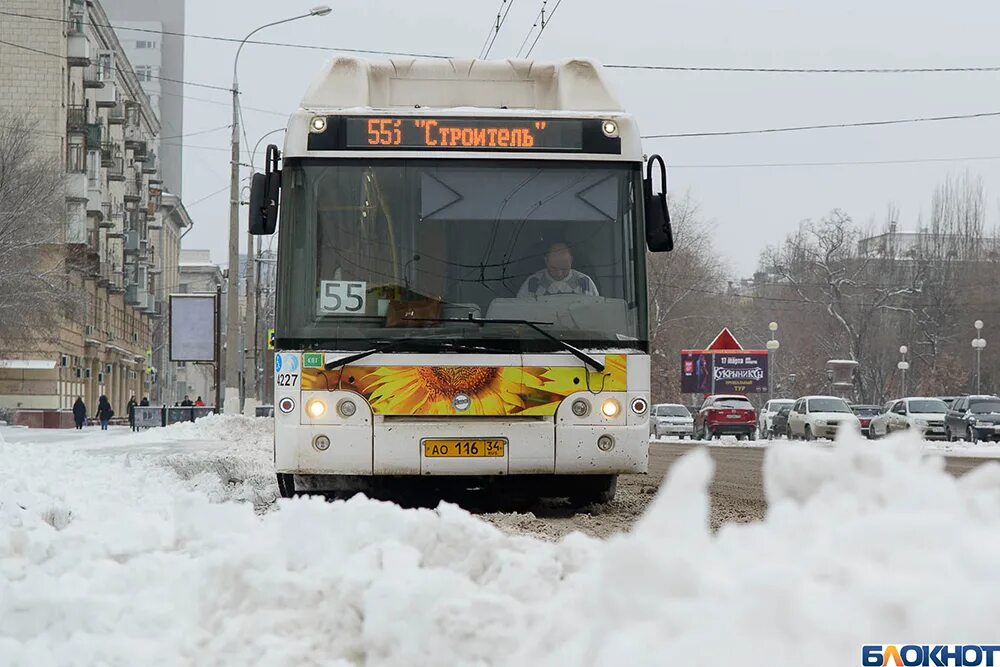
[3,424,1000,665]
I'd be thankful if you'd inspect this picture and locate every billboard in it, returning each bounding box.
[169,294,216,362]
[681,351,769,394]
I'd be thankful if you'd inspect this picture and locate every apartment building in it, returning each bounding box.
[103,0,185,198]
[0,0,167,420]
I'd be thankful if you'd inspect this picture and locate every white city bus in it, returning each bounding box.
[250,57,673,506]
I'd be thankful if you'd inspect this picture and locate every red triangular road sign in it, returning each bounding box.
[705,328,743,351]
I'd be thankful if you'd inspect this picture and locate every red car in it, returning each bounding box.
[696,394,757,440]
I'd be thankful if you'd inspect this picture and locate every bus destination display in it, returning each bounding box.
[307,116,622,154]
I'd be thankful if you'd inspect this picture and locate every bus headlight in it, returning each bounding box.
[337,399,357,418]
[305,399,327,418]
[602,119,619,137]
[571,399,590,417]
[601,399,621,418]
[597,434,615,451]
[310,116,327,133]
[313,434,331,451]
[630,397,648,415]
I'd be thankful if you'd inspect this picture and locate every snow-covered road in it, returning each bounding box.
[3,417,1000,666]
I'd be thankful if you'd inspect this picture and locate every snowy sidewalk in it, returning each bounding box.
[3,417,1000,666]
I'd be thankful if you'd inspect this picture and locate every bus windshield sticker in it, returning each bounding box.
[319,280,367,315]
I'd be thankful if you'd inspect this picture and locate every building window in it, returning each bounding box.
[136,40,158,49]
[135,65,154,82]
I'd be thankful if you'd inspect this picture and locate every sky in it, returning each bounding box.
[176,0,1000,276]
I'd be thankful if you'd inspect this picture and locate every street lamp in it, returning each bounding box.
[897,345,909,397]
[766,321,779,400]
[825,368,834,393]
[224,7,332,415]
[973,320,986,394]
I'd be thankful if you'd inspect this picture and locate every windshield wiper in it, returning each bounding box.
[404,316,605,372]
[323,338,515,371]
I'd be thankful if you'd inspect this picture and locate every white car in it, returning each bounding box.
[868,397,948,440]
[786,395,861,440]
[758,399,795,438]
[650,403,695,439]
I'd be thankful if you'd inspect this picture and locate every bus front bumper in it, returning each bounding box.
[274,419,650,477]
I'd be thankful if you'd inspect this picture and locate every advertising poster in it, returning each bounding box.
[680,351,713,394]
[712,352,769,394]
[681,351,769,394]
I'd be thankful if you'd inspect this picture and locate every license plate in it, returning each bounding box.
[726,414,741,419]
[423,439,506,458]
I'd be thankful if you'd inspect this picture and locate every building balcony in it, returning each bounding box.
[107,156,125,182]
[143,294,159,315]
[67,106,87,133]
[108,103,126,125]
[86,186,105,219]
[66,172,88,203]
[67,31,90,67]
[95,82,117,108]
[83,64,107,89]
[141,153,157,174]
[123,180,141,202]
[85,123,102,149]
[125,283,148,307]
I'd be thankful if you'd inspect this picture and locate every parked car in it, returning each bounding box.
[786,396,861,440]
[770,405,793,438]
[936,396,959,410]
[868,397,949,440]
[945,395,1000,442]
[758,399,795,439]
[850,404,882,438]
[695,395,757,440]
[650,403,695,439]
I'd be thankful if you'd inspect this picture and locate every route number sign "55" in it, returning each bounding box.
[319,281,367,315]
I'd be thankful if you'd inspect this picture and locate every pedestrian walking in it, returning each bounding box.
[127,396,138,432]
[194,396,205,407]
[72,397,87,430]
[140,396,149,406]
[180,395,193,407]
[96,395,114,431]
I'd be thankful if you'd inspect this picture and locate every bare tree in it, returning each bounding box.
[0,112,75,336]
[646,193,730,402]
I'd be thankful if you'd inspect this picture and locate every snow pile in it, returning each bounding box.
[3,428,1000,665]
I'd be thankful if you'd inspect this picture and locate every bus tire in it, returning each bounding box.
[277,473,296,498]
[569,475,617,508]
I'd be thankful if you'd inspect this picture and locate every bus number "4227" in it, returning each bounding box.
[277,373,299,387]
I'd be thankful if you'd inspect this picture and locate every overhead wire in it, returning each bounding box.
[523,0,563,58]
[0,9,449,59]
[642,109,1000,139]
[479,0,516,60]
[515,1,545,58]
[606,63,1000,74]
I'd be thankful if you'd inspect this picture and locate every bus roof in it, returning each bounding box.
[300,57,624,113]
[285,57,643,161]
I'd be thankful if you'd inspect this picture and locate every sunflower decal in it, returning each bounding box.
[299,355,627,416]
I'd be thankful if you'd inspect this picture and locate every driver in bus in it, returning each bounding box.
[517,241,599,298]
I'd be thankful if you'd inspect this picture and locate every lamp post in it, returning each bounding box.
[825,368,834,394]
[897,345,909,397]
[766,321,779,401]
[224,7,332,414]
[973,320,986,394]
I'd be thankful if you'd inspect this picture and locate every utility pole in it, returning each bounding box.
[223,68,242,414]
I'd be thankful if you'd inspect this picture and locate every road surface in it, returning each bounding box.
[481,441,997,540]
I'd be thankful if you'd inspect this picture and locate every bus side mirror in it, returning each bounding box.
[643,154,673,252]
[249,144,281,235]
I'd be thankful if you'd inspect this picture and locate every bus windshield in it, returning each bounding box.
[277,159,647,351]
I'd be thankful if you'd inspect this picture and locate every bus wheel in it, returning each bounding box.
[277,473,296,498]
[569,475,617,508]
